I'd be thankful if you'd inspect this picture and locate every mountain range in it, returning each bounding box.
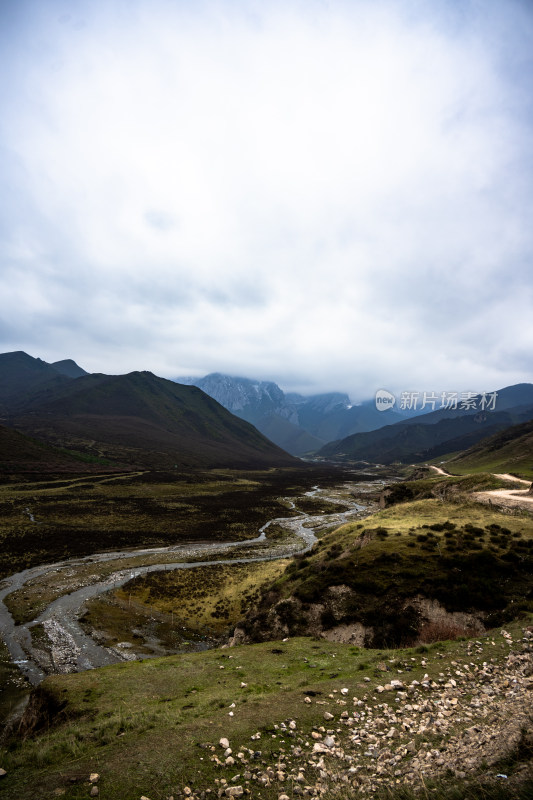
[176,373,405,455]
[0,352,297,470]
[319,383,533,464]
[2,351,531,472]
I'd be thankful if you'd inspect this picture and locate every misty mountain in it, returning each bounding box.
[175,373,403,455]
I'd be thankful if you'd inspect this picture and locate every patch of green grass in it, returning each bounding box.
[78,560,289,650]
[384,472,520,508]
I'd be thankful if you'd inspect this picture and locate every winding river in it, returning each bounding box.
[0,482,371,697]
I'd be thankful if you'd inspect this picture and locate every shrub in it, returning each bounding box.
[418,620,478,643]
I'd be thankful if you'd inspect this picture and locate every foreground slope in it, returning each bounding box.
[1,621,532,800]
[8,370,299,469]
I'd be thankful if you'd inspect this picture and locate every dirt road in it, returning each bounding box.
[429,465,533,510]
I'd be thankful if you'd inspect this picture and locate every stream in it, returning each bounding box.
[0,481,374,722]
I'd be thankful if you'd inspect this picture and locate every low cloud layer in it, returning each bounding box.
[1,0,532,399]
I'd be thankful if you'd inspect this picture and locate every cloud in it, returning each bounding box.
[0,0,532,398]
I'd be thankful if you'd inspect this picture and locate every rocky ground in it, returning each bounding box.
[166,627,532,800]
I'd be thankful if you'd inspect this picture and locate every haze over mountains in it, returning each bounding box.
[176,373,405,455]
[1,351,532,473]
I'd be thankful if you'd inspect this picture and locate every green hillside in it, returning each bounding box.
[1,617,531,800]
[445,419,533,479]
[237,479,533,648]
[9,371,299,469]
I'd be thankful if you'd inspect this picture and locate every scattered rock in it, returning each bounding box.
[193,628,533,798]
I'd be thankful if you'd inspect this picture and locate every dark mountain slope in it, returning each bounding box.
[0,351,70,411]
[255,414,324,455]
[0,424,109,475]
[9,371,299,469]
[51,359,88,378]
[399,384,533,427]
[320,404,533,464]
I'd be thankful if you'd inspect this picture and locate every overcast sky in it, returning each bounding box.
[1,0,532,400]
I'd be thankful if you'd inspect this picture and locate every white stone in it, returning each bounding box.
[225,787,244,797]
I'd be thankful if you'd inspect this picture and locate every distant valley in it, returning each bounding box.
[320,383,533,468]
[176,372,406,455]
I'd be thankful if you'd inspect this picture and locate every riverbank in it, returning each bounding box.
[0,471,387,726]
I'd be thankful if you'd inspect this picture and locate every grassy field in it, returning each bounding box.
[381,471,520,506]
[1,616,531,799]
[445,459,533,480]
[78,560,290,654]
[1,469,533,798]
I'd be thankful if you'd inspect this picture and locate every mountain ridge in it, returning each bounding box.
[319,383,533,464]
[0,354,299,470]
